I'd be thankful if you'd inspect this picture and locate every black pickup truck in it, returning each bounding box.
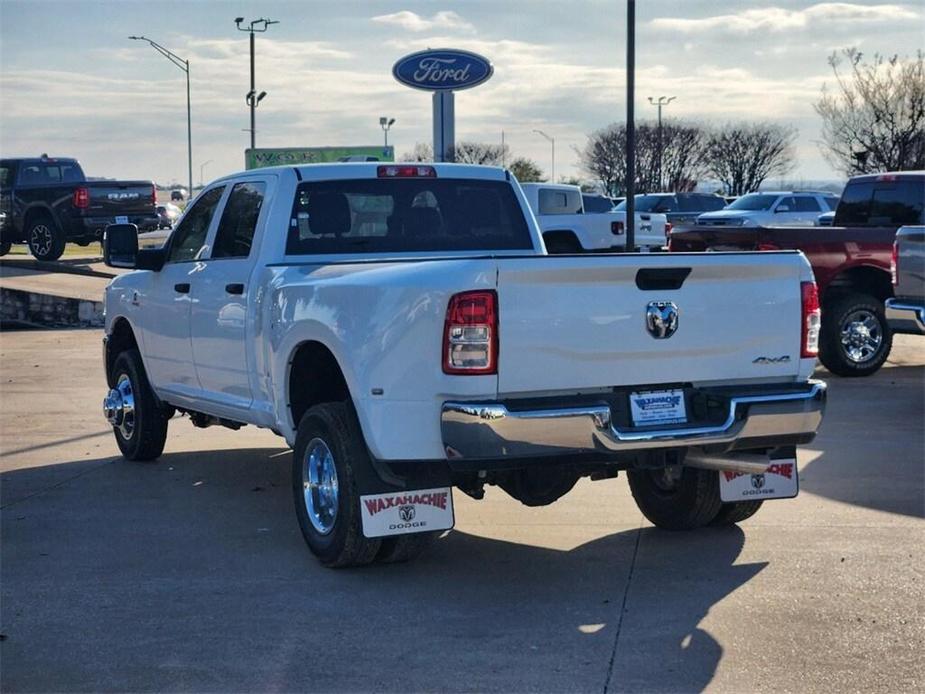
[0,155,157,261]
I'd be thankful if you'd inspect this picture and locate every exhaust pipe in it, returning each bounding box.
[685,452,770,475]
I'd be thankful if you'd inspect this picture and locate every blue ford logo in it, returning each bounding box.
[392,49,493,92]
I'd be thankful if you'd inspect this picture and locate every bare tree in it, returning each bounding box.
[815,48,925,174]
[508,157,545,182]
[399,141,509,166]
[704,123,797,196]
[578,121,708,195]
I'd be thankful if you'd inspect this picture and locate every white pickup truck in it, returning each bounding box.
[102,163,826,568]
[520,182,668,252]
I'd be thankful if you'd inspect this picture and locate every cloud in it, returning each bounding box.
[651,2,919,34]
[371,10,474,33]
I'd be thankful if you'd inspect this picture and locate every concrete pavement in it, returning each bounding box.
[1,329,922,692]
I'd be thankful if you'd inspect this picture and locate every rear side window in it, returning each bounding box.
[167,186,225,263]
[868,182,924,226]
[212,181,266,258]
[834,182,874,225]
[794,197,821,212]
[0,164,12,188]
[286,178,532,255]
[538,188,582,215]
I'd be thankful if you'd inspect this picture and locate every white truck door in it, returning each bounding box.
[189,178,271,410]
[142,185,226,400]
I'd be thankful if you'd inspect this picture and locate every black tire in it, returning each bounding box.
[0,240,11,256]
[26,214,66,261]
[376,532,439,564]
[710,500,763,526]
[292,402,382,568]
[108,349,169,461]
[627,465,723,530]
[819,292,892,377]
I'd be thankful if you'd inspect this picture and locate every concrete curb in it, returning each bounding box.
[1,286,104,328]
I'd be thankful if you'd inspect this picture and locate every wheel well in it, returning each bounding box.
[542,230,582,253]
[824,266,893,305]
[106,318,139,387]
[23,206,56,231]
[288,341,351,428]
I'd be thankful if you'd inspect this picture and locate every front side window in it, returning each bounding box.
[775,197,798,212]
[212,181,266,258]
[794,196,821,212]
[834,182,874,225]
[286,178,533,255]
[167,186,225,263]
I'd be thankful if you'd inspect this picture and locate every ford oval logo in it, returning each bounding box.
[392,49,493,92]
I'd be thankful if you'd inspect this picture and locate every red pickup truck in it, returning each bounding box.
[669,171,925,377]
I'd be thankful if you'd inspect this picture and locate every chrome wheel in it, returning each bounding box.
[302,438,339,535]
[29,224,53,256]
[840,310,884,364]
[103,373,136,440]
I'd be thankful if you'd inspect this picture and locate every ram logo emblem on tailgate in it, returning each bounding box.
[645,301,679,339]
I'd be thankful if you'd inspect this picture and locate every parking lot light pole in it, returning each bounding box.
[625,0,636,251]
[129,35,193,201]
[235,17,279,151]
[199,160,213,188]
[648,95,676,191]
[380,117,395,148]
[533,129,555,182]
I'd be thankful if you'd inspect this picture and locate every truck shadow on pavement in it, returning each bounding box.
[1,447,767,692]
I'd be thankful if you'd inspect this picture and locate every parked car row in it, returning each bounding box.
[670,170,925,377]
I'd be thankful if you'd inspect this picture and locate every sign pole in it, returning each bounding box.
[432,91,455,162]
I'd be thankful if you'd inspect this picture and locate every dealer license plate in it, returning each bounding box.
[629,389,687,426]
[719,451,799,502]
[115,215,129,224]
[360,487,454,538]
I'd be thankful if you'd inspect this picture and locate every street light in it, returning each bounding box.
[129,35,193,202]
[647,95,676,191]
[235,17,279,151]
[379,117,396,148]
[533,129,555,182]
[199,160,213,188]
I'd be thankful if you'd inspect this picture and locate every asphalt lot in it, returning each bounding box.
[1,328,922,693]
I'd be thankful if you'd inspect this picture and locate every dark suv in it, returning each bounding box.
[616,193,727,228]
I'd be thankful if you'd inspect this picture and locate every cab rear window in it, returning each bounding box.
[286,178,532,254]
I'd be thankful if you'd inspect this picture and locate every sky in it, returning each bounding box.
[1,0,923,187]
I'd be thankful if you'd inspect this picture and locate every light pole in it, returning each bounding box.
[648,95,676,191]
[199,160,213,188]
[235,17,279,151]
[533,129,555,182]
[129,35,193,201]
[379,117,395,148]
[626,0,636,251]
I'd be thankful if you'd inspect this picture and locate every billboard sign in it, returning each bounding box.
[245,146,394,170]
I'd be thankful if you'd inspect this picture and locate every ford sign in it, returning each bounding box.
[392,49,493,92]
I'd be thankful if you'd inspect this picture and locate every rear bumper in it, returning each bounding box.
[68,214,158,239]
[441,380,826,461]
[885,299,925,335]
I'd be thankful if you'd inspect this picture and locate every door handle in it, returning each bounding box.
[225,283,245,295]
[174,283,190,294]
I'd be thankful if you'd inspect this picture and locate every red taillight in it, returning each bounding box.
[664,221,673,243]
[801,281,821,358]
[758,242,781,251]
[443,290,497,375]
[150,184,157,205]
[891,240,899,286]
[611,220,624,235]
[73,186,90,209]
[378,165,437,178]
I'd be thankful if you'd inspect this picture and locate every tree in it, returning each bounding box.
[704,123,797,196]
[401,142,434,162]
[399,141,509,165]
[578,121,708,195]
[508,157,544,182]
[815,48,925,174]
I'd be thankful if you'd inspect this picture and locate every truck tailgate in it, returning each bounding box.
[496,253,808,394]
[86,181,155,216]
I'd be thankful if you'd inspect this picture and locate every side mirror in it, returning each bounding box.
[103,223,139,268]
[775,205,790,213]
